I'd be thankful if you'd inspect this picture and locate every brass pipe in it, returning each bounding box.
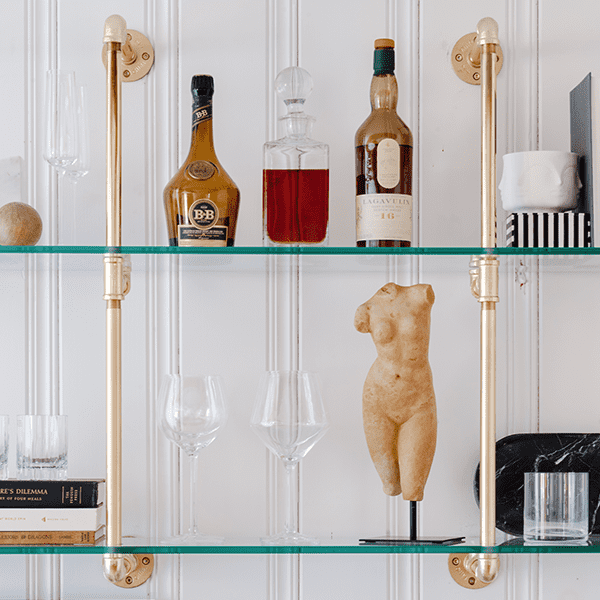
[101,15,152,588]
[103,14,127,585]
[449,19,502,589]
[481,46,498,249]
[475,17,500,584]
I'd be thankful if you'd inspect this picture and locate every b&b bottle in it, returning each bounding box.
[164,75,240,246]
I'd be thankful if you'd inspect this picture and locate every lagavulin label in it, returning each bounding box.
[356,193,412,242]
[376,138,400,188]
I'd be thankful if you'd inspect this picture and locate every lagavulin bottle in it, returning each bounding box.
[355,39,413,247]
[263,66,329,246]
[163,75,240,246]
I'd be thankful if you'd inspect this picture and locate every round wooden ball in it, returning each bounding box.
[0,202,43,246]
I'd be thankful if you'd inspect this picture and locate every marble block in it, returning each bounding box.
[474,433,600,536]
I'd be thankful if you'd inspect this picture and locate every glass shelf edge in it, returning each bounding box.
[1,246,600,256]
[2,537,600,554]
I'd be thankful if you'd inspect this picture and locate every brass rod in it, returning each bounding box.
[104,23,123,553]
[106,41,122,248]
[481,45,497,249]
[480,302,496,547]
[106,302,122,547]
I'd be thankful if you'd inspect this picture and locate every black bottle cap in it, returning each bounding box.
[192,75,214,99]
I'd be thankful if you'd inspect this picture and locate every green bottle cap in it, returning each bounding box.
[373,38,395,75]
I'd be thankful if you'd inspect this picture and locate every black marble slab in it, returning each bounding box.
[474,433,600,536]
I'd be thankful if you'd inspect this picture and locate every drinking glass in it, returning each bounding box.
[524,472,589,544]
[43,70,78,170]
[159,374,227,544]
[16,415,68,480]
[251,370,329,545]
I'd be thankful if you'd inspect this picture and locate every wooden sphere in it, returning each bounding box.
[0,202,43,246]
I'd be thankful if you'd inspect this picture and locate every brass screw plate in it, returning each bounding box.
[102,30,154,82]
[113,554,154,588]
[451,32,503,85]
[448,554,491,590]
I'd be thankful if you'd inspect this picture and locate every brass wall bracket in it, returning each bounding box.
[449,553,499,590]
[102,29,154,82]
[103,553,154,588]
[469,256,499,302]
[452,33,503,85]
[103,254,131,300]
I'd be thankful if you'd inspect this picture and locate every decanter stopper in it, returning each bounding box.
[276,66,313,114]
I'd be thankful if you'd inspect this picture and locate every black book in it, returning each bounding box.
[0,479,104,508]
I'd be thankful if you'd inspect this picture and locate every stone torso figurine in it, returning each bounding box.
[354,282,437,501]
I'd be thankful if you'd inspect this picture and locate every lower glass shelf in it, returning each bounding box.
[2,536,600,555]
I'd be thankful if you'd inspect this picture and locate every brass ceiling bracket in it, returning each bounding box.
[103,553,154,588]
[102,29,154,81]
[448,554,495,590]
[451,32,503,85]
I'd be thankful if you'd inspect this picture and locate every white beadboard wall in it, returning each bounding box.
[0,0,598,599]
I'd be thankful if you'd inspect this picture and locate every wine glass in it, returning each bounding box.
[159,374,227,545]
[251,370,329,545]
[43,70,78,170]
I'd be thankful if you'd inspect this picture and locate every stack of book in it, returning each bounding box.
[0,479,105,545]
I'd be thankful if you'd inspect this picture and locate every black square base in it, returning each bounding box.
[359,536,465,546]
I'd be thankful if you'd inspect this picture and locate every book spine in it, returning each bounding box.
[0,506,104,531]
[0,481,104,508]
[0,528,104,545]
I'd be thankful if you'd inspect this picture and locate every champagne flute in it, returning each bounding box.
[62,84,90,244]
[251,370,329,545]
[43,70,78,170]
[159,374,227,544]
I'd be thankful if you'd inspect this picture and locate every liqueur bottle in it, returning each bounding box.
[163,75,240,246]
[355,39,413,247]
[263,66,329,246]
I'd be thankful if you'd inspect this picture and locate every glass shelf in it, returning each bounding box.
[2,536,600,555]
[1,245,600,255]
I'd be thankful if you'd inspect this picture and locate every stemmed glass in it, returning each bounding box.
[61,84,90,243]
[251,370,329,545]
[43,70,78,170]
[43,71,90,244]
[159,374,227,545]
[63,84,90,182]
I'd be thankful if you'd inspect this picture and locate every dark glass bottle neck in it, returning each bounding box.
[370,74,398,110]
[189,96,215,157]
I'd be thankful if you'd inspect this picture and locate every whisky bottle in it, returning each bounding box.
[263,66,329,246]
[163,75,240,246]
[355,39,413,247]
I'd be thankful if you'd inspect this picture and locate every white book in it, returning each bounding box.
[0,505,104,532]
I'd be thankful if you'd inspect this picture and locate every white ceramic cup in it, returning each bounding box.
[499,151,581,212]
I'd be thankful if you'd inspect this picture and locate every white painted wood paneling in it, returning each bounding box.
[0,0,599,598]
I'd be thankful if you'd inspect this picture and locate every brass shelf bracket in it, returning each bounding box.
[450,17,502,590]
[102,14,153,588]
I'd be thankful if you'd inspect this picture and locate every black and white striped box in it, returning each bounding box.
[506,212,591,247]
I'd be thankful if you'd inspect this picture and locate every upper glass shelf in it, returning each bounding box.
[1,245,600,255]
[2,536,600,555]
